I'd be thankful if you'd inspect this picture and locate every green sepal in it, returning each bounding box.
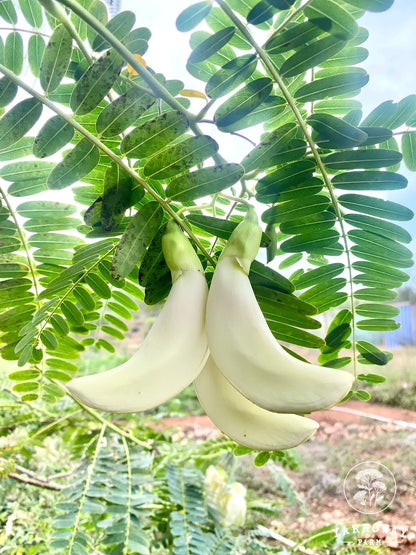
[220,205,262,274]
[162,220,203,281]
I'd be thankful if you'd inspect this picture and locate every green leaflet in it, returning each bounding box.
[86,0,108,47]
[358,126,393,146]
[0,77,18,108]
[361,100,396,126]
[267,0,296,8]
[352,261,409,285]
[18,0,42,27]
[220,96,285,133]
[249,259,294,294]
[305,0,358,39]
[143,135,218,180]
[70,50,123,115]
[176,1,212,32]
[314,99,362,116]
[5,32,23,75]
[123,28,149,56]
[356,303,400,319]
[121,111,189,159]
[294,72,369,103]
[92,11,135,51]
[345,213,412,244]
[166,164,244,201]
[206,7,252,50]
[256,160,316,194]
[0,1,17,24]
[356,319,399,332]
[339,194,413,221]
[96,87,156,137]
[17,201,77,220]
[247,1,275,26]
[40,25,72,93]
[28,35,45,78]
[402,132,416,171]
[8,180,48,197]
[206,54,257,99]
[187,214,269,248]
[308,113,368,148]
[111,202,163,280]
[354,288,397,302]
[0,99,42,151]
[189,27,235,63]
[0,161,55,182]
[33,116,74,158]
[0,137,34,161]
[320,46,368,68]
[280,36,347,78]
[265,22,324,55]
[214,78,273,129]
[85,272,111,299]
[324,149,402,170]
[47,138,100,190]
[292,263,345,290]
[384,94,416,129]
[342,0,394,12]
[261,195,330,224]
[280,211,336,235]
[332,171,407,191]
[280,230,342,254]
[101,163,143,231]
[253,284,316,316]
[241,123,297,172]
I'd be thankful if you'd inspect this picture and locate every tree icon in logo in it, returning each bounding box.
[343,461,396,514]
[353,468,387,509]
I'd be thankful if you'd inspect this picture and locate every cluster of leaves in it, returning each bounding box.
[0,0,414,410]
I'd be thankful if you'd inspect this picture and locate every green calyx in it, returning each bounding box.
[220,205,262,274]
[162,220,204,282]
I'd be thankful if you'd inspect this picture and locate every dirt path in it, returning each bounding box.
[153,400,416,439]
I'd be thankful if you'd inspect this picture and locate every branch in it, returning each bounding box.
[7,471,62,490]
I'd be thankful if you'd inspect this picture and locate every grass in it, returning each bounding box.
[364,346,416,410]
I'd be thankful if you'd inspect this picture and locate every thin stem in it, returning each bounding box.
[0,187,41,305]
[193,98,216,122]
[219,192,251,206]
[121,436,132,555]
[0,27,50,37]
[69,394,151,449]
[67,424,106,554]
[216,0,358,380]
[176,204,212,216]
[0,64,214,265]
[56,0,226,167]
[273,0,315,36]
[230,131,256,147]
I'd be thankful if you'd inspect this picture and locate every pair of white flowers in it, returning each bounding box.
[67,208,353,450]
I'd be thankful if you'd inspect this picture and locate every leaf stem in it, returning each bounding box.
[273,0,316,36]
[0,27,50,37]
[219,192,251,206]
[0,187,41,305]
[67,423,106,554]
[0,64,214,265]
[121,436,132,555]
[216,0,358,380]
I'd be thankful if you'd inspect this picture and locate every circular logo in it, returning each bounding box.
[343,461,396,515]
